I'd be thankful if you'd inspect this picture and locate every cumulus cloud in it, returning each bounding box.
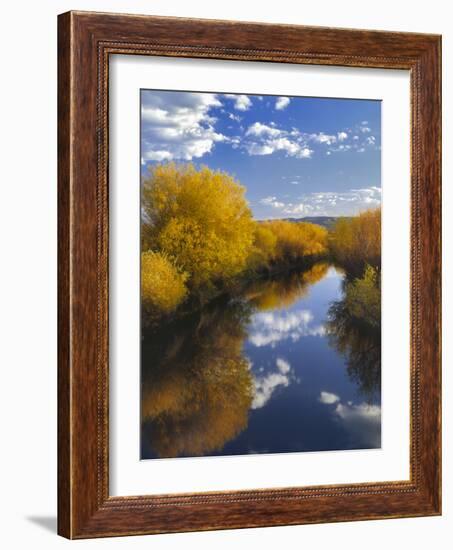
[224,93,252,111]
[141,91,380,165]
[242,115,379,159]
[141,91,226,162]
[251,357,293,409]
[246,122,282,138]
[275,96,290,110]
[245,123,313,159]
[319,391,340,404]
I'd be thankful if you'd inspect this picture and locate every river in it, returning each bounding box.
[141,262,381,459]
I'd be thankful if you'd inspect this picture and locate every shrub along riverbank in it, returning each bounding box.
[141,162,380,321]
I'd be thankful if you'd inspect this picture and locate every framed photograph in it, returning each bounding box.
[58,11,441,539]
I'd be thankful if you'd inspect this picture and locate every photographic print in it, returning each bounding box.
[140,90,381,460]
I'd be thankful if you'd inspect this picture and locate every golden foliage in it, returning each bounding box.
[141,251,188,318]
[142,163,255,288]
[247,224,278,270]
[260,220,328,263]
[141,303,253,457]
[329,208,381,271]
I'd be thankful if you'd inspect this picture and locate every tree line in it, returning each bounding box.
[141,162,381,320]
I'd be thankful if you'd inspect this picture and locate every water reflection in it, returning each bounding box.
[141,262,381,459]
[326,274,381,400]
[141,300,254,458]
[252,357,294,409]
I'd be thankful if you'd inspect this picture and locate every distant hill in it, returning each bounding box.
[259,216,350,229]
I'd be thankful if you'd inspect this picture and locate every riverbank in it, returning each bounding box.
[141,254,329,328]
[141,261,381,459]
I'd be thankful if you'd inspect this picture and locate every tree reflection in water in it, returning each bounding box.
[141,298,254,458]
[243,262,329,311]
[326,267,381,400]
[141,262,381,458]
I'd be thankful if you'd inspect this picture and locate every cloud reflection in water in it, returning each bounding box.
[252,357,293,409]
[248,309,325,348]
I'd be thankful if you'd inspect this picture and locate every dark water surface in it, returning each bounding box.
[141,262,381,459]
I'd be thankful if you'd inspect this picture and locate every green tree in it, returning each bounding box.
[327,265,381,399]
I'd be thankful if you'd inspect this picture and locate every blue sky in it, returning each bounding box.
[141,90,381,219]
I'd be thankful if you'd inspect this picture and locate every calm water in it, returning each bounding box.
[141,262,381,459]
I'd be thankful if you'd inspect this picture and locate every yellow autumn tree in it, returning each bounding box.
[328,208,381,271]
[141,250,188,319]
[247,223,278,270]
[261,220,328,263]
[142,163,255,289]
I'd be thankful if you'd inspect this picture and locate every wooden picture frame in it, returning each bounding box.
[58,10,441,539]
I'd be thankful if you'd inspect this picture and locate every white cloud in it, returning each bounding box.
[275,96,290,110]
[142,91,380,165]
[257,187,381,218]
[245,134,313,159]
[250,138,311,158]
[298,147,313,158]
[228,113,242,122]
[246,143,276,156]
[142,150,172,162]
[319,391,340,404]
[260,196,285,209]
[243,119,374,159]
[141,91,225,161]
[225,94,252,111]
[246,122,282,138]
[311,132,337,145]
[244,122,314,159]
[282,202,313,215]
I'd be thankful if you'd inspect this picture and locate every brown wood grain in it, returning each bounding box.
[57,10,442,539]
